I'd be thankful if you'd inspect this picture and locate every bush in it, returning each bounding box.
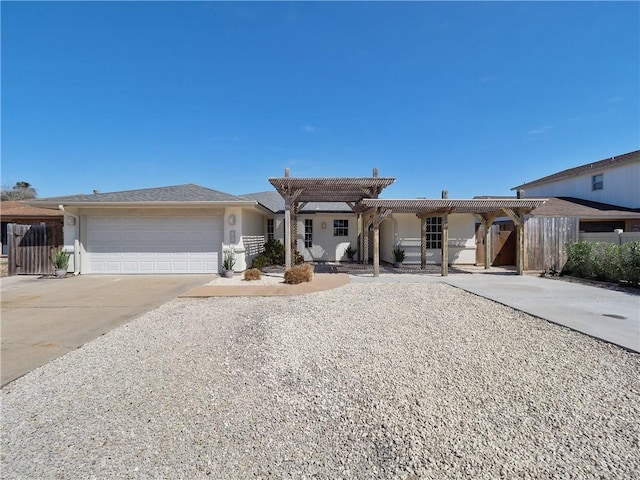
[619,242,640,286]
[252,255,269,270]
[563,241,640,286]
[564,242,595,278]
[263,239,285,265]
[284,264,314,284]
[244,268,262,281]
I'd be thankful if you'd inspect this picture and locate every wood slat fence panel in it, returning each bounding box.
[7,223,63,276]
[525,216,579,271]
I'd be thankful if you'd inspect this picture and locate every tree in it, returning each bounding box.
[1,181,37,201]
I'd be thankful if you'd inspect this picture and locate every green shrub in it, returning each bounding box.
[564,242,595,278]
[597,242,622,282]
[619,242,640,286]
[564,241,640,286]
[252,254,269,270]
[263,239,285,265]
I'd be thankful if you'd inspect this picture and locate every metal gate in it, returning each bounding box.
[7,223,63,275]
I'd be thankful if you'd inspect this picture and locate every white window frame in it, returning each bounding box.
[304,219,313,247]
[426,217,442,249]
[267,218,275,241]
[333,219,348,237]
[592,173,603,191]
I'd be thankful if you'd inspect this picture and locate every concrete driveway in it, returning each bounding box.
[1,274,211,387]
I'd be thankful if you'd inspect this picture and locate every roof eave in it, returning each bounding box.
[26,200,261,209]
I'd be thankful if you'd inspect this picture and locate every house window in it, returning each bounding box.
[426,217,442,249]
[592,174,603,190]
[304,219,313,247]
[267,219,274,241]
[333,219,348,237]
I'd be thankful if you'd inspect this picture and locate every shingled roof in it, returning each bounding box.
[29,184,249,205]
[512,150,640,190]
[0,201,63,217]
[529,197,640,218]
[241,191,353,214]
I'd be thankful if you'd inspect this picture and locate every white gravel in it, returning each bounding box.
[2,283,639,479]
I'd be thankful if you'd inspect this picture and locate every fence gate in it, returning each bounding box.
[7,223,63,276]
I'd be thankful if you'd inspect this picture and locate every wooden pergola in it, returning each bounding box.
[354,197,547,276]
[268,170,396,268]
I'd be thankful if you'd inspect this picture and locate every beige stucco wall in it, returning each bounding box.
[297,214,357,262]
[382,213,476,265]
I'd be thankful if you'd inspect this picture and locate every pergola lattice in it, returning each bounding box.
[269,171,546,276]
[269,171,396,268]
[355,197,547,276]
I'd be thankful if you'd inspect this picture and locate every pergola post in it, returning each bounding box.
[373,222,380,277]
[502,208,526,275]
[441,213,449,276]
[483,221,491,270]
[474,213,499,270]
[441,190,449,277]
[420,216,427,270]
[283,190,303,269]
[516,218,524,275]
[357,214,362,263]
[284,196,292,269]
[363,215,371,265]
[371,208,392,277]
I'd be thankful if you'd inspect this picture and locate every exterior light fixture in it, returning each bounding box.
[228,214,236,225]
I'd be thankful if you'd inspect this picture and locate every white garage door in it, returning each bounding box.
[86,216,222,274]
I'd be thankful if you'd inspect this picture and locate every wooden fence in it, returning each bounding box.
[7,223,63,275]
[524,216,579,271]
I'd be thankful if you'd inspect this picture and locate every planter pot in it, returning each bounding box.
[55,268,67,277]
[223,270,235,278]
[394,262,402,268]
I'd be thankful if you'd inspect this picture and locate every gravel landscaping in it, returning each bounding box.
[2,282,639,479]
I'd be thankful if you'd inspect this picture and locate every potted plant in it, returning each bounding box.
[392,246,406,268]
[344,244,357,263]
[50,248,70,277]
[222,249,236,278]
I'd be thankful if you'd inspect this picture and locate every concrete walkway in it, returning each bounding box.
[353,272,640,353]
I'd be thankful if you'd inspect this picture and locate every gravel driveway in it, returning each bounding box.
[2,283,639,479]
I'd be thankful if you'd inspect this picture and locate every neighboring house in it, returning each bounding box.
[529,197,640,233]
[513,149,640,232]
[0,201,63,255]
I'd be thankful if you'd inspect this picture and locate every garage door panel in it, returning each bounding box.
[86,216,222,274]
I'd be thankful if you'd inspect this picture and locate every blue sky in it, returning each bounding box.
[2,1,638,199]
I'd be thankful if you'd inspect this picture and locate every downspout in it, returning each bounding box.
[59,205,81,275]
